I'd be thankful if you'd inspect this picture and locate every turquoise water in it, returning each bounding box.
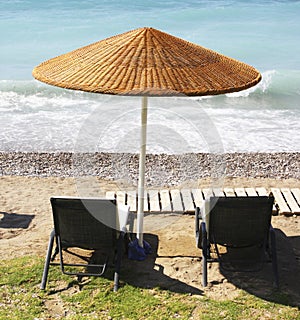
[0,0,299,153]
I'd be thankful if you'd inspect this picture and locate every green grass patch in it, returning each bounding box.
[0,256,299,319]
[195,294,300,320]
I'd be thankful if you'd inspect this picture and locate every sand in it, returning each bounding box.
[0,175,299,306]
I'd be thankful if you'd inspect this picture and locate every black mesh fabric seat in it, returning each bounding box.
[41,197,128,292]
[195,195,279,288]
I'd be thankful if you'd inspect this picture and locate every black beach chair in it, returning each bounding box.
[195,195,279,288]
[41,197,129,292]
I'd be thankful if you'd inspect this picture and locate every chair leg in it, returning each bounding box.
[201,222,208,287]
[270,226,279,288]
[114,231,125,292]
[40,229,55,290]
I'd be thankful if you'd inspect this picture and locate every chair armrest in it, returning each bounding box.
[200,221,207,247]
[197,221,207,249]
[195,207,203,248]
[195,207,200,232]
[117,204,130,232]
[195,207,200,245]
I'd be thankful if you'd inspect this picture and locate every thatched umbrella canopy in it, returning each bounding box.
[33,27,260,96]
[33,27,261,246]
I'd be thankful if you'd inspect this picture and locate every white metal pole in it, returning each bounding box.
[137,96,148,247]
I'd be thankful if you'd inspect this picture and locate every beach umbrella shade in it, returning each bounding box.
[32,27,261,247]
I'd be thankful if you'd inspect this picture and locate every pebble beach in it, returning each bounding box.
[0,152,298,186]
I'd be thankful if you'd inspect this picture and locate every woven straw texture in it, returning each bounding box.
[33,27,261,96]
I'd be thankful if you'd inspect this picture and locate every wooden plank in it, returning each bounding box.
[106,191,116,200]
[170,189,184,212]
[148,190,160,212]
[223,188,236,197]
[245,188,257,196]
[281,188,300,214]
[160,189,172,212]
[192,188,204,208]
[235,188,247,197]
[213,188,225,197]
[116,191,126,206]
[271,188,291,215]
[144,191,149,212]
[127,190,137,212]
[256,187,268,196]
[181,189,194,212]
[291,188,300,206]
[202,188,215,199]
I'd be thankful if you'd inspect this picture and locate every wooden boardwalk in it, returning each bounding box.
[106,187,300,216]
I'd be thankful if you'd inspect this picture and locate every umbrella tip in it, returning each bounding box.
[142,26,154,31]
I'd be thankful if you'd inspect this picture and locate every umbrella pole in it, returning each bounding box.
[137,96,148,247]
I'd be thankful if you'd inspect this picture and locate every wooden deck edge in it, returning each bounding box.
[105,188,300,216]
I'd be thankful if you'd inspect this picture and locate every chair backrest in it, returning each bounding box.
[50,197,117,250]
[208,196,274,248]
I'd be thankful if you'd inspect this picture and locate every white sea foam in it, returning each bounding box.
[0,75,299,153]
[225,70,277,98]
[1,0,299,153]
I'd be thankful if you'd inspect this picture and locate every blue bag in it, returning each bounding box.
[128,239,152,261]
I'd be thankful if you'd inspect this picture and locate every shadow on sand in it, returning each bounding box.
[44,229,299,308]
[219,228,300,308]
[0,211,35,229]
[120,233,203,295]
[45,233,203,296]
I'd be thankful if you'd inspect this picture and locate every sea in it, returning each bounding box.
[1,0,300,154]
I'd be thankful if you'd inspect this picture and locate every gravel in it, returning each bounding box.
[0,152,299,186]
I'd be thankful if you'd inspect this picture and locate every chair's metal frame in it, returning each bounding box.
[41,197,127,292]
[195,195,279,288]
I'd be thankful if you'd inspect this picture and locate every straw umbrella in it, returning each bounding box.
[32,27,261,247]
